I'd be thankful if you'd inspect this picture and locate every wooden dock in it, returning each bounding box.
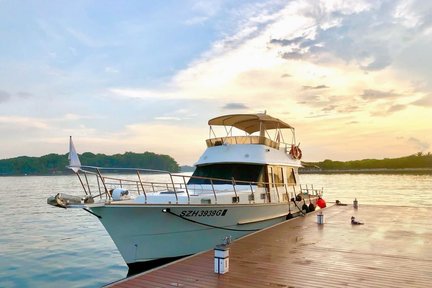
[107,204,432,287]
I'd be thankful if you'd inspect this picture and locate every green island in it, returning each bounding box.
[0,152,180,176]
[301,152,432,174]
[1,152,431,176]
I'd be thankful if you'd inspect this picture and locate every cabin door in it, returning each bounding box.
[266,166,274,203]
[267,166,286,203]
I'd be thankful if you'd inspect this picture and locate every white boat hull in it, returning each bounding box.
[90,202,309,265]
[50,114,326,271]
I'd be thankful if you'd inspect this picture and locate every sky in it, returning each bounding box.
[1,0,431,165]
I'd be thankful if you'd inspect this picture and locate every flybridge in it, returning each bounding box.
[206,113,300,156]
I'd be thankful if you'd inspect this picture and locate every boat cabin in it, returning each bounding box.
[188,113,301,203]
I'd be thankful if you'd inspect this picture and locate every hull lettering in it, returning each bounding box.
[180,209,228,217]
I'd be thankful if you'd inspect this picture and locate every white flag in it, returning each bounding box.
[68,136,81,172]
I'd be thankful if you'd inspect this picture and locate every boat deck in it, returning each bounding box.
[107,204,432,288]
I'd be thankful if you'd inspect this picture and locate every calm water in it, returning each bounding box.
[0,173,431,287]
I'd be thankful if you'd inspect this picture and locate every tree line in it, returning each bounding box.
[0,151,180,176]
[302,152,432,171]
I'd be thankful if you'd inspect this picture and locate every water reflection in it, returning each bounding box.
[0,173,431,287]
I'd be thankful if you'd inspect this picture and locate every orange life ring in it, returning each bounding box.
[296,146,302,160]
[289,145,302,160]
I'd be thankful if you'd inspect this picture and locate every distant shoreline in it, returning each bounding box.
[2,168,432,176]
[299,168,432,174]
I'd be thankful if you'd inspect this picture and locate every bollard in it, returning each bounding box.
[317,211,324,224]
[353,198,358,209]
[214,244,229,274]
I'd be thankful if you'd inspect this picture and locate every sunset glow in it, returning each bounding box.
[1,0,431,164]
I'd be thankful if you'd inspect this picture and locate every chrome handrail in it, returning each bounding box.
[73,165,321,205]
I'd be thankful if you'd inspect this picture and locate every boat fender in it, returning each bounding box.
[295,194,302,202]
[302,201,309,213]
[316,197,326,209]
[111,188,129,201]
[307,194,315,211]
[286,204,293,220]
[308,203,315,211]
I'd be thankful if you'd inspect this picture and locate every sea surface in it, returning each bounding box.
[0,173,431,287]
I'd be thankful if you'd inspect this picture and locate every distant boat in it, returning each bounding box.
[48,113,324,270]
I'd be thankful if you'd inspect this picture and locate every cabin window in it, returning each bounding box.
[268,165,284,187]
[188,164,265,185]
[274,167,284,187]
[287,168,296,185]
[201,199,211,204]
[232,196,240,203]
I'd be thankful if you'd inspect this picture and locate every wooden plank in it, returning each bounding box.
[108,205,432,288]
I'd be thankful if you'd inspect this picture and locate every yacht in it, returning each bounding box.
[47,113,323,270]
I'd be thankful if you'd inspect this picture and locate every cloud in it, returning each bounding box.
[346,120,359,124]
[17,92,32,99]
[0,116,50,130]
[62,113,103,121]
[270,36,306,46]
[184,16,210,26]
[0,90,11,103]
[109,88,178,100]
[154,116,182,121]
[66,27,106,48]
[151,108,199,122]
[118,123,205,164]
[222,103,249,110]
[270,0,432,72]
[371,103,407,116]
[281,51,305,60]
[387,104,406,113]
[361,89,401,100]
[303,84,329,90]
[411,94,432,106]
[104,67,119,73]
[3,0,430,163]
[305,113,328,119]
[338,105,360,113]
[321,105,337,112]
[408,137,430,151]
[0,90,33,102]
[297,93,321,104]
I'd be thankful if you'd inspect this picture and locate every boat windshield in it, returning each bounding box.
[188,163,265,185]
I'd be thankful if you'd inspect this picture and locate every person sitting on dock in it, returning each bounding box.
[351,216,364,225]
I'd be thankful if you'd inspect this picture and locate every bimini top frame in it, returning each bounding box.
[208,113,293,134]
[207,113,297,150]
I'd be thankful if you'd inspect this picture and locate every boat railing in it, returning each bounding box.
[73,165,322,205]
[299,184,323,196]
[206,136,281,150]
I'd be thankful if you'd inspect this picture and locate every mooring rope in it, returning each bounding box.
[292,200,306,216]
[162,208,260,232]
